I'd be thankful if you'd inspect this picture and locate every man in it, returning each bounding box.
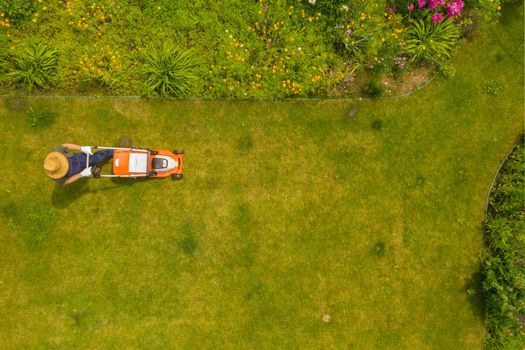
[44,143,114,184]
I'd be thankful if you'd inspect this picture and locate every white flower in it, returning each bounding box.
[308,0,316,5]
[298,47,302,51]
[342,5,349,11]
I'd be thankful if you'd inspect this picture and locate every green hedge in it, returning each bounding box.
[482,135,525,349]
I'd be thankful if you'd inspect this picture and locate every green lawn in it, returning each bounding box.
[0,3,523,349]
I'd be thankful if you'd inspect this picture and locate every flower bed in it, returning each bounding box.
[0,0,514,97]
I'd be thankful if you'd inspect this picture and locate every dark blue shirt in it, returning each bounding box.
[52,146,114,183]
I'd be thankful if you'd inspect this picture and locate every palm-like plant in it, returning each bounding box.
[405,18,460,64]
[8,42,59,90]
[142,41,199,97]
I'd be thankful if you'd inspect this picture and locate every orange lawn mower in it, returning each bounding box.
[87,146,184,180]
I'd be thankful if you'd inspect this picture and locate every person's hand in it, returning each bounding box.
[80,167,93,177]
[80,146,93,155]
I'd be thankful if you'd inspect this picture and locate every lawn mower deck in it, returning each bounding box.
[88,146,184,180]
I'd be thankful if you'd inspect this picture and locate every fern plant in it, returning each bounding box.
[141,42,199,97]
[8,42,59,91]
[405,18,460,64]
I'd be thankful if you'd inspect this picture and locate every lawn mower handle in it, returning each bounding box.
[89,146,150,152]
[85,146,150,179]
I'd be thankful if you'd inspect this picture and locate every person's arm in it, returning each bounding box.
[62,143,93,154]
[64,173,81,185]
[62,143,81,151]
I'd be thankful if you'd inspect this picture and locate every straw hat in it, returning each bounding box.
[44,152,69,179]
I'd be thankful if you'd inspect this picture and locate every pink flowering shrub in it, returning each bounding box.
[392,0,465,19]
[431,12,445,23]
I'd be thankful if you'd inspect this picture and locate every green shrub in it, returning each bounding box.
[333,0,405,64]
[141,41,200,97]
[334,31,369,59]
[482,136,525,348]
[8,42,59,91]
[405,18,460,64]
[473,0,515,22]
[306,0,348,18]
[0,0,36,24]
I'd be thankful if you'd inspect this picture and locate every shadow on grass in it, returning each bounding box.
[51,177,148,208]
[179,221,198,257]
[464,269,485,323]
[51,179,91,209]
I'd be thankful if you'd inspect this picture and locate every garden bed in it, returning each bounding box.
[482,135,525,349]
[0,0,513,98]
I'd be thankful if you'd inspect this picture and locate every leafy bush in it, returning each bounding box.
[305,0,348,19]
[0,0,35,24]
[8,42,59,91]
[482,136,525,348]
[78,43,124,90]
[333,1,405,63]
[141,41,200,97]
[473,0,515,22]
[394,0,465,19]
[405,18,460,64]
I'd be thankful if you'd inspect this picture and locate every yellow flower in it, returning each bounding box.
[34,13,39,17]
[32,18,37,23]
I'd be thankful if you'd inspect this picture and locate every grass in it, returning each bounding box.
[0,3,523,349]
